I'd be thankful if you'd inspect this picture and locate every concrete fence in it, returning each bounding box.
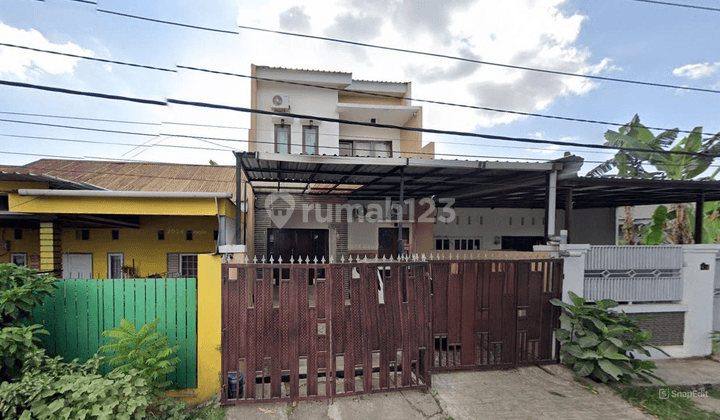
[561,244,719,358]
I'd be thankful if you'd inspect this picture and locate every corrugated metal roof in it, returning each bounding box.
[0,170,105,190]
[12,159,236,196]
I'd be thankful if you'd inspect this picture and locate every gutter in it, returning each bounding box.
[18,189,233,199]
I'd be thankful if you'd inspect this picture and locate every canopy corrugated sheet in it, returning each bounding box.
[236,152,720,209]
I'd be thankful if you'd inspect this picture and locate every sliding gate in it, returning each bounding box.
[221,261,432,404]
[221,258,562,404]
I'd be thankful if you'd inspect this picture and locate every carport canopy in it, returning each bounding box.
[235,151,720,243]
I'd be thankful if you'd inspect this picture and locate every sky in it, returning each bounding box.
[1,0,719,174]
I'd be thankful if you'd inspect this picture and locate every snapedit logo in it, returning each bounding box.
[265,192,295,229]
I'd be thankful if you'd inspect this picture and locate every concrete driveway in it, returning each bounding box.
[432,364,652,420]
[226,364,652,420]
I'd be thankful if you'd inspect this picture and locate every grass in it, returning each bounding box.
[617,386,718,420]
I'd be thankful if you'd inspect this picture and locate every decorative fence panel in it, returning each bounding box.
[584,246,683,302]
[31,278,197,389]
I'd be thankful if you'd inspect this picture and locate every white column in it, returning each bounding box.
[560,244,590,304]
[680,245,720,357]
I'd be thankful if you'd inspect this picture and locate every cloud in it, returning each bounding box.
[405,47,481,83]
[0,21,93,80]
[391,0,476,45]
[672,62,720,79]
[279,6,312,33]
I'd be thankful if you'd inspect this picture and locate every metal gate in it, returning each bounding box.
[221,261,432,404]
[430,260,563,370]
[221,258,562,404]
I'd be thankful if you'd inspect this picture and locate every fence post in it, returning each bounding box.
[194,254,223,403]
[560,244,590,304]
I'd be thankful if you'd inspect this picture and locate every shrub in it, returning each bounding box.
[551,291,664,384]
[100,318,180,390]
[0,263,56,382]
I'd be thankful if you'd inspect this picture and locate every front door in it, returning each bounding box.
[63,253,93,279]
[378,227,409,258]
[267,229,328,261]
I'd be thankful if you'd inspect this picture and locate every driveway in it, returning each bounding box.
[226,364,651,420]
[432,364,652,420]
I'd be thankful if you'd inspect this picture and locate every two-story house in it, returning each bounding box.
[246,65,435,261]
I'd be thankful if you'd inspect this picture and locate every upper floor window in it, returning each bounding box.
[339,140,392,157]
[275,124,290,154]
[303,125,318,155]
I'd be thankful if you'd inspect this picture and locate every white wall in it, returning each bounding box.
[255,81,340,155]
[561,244,720,358]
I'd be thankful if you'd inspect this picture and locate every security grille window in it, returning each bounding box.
[339,140,392,157]
[434,238,482,250]
[180,254,198,278]
[303,125,318,155]
[108,253,124,278]
[275,124,290,154]
[11,253,27,266]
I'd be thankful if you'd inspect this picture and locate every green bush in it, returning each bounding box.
[551,291,664,384]
[0,348,191,420]
[0,263,56,382]
[100,318,180,390]
[0,264,56,326]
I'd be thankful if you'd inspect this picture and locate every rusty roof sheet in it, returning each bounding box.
[14,159,236,197]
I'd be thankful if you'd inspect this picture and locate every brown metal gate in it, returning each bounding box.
[429,260,563,371]
[221,258,562,404]
[221,261,432,404]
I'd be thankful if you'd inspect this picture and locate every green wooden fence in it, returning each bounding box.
[31,278,197,389]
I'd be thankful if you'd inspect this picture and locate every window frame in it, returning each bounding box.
[302,125,318,155]
[11,252,27,267]
[180,253,198,278]
[274,123,291,154]
[338,140,392,157]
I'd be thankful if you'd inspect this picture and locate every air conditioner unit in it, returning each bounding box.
[271,94,290,111]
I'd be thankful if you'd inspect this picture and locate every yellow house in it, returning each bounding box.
[0,160,240,279]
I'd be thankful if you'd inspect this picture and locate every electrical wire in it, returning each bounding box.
[630,0,720,12]
[28,5,716,94]
[1,79,717,158]
[234,25,720,95]
[97,8,239,35]
[0,111,161,126]
[4,42,717,136]
[0,43,176,73]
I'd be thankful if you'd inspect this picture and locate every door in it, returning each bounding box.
[108,253,124,278]
[378,227,409,258]
[63,253,93,279]
[267,229,328,261]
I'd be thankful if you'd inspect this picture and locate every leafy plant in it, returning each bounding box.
[0,324,48,381]
[712,331,720,354]
[100,318,180,390]
[0,263,56,382]
[551,291,664,384]
[0,264,56,326]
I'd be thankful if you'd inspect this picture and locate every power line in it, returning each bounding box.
[180,65,720,137]
[4,41,716,136]
[0,118,157,137]
[2,77,717,159]
[0,80,165,106]
[0,42,175,73]
[235,25,720,95]
[0,111,161,126]
[168,98,719,158]
[28,4,716,94]
[630,0,720,12]
[97,8,239,35]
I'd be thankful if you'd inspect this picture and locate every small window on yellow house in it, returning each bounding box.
[111,229,119,240]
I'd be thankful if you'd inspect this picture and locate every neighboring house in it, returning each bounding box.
[0,160,238,279]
